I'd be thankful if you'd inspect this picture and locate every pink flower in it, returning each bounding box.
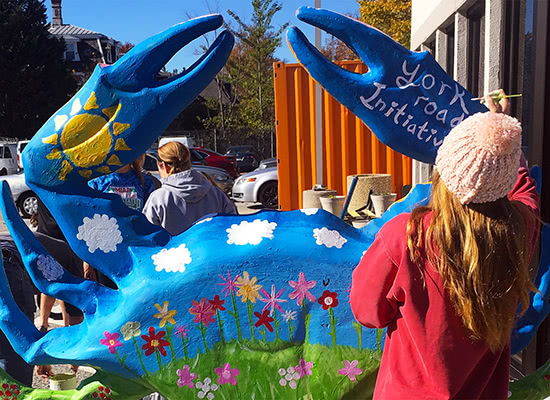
[175,324,189,339]
[288,272,317,306]
[259,284,287,316]
[176,364,197,388]
[295,358,313,378]
[215,362,240,385]
[189,298,216,327]
[99,331,122,354]
[338,360,363,382]
[218,269,240,297]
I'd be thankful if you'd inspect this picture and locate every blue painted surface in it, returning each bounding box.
[287,7,488,164]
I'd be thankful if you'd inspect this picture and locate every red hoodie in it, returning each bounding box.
[351,167,539,400]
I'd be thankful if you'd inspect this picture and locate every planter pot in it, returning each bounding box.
[352,219,369,229]
[49,373,77,390]
[320,195,346,217]
[346,174,392,215]
[371,193,397,217]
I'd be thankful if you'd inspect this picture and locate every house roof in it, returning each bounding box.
[48,24,118,43]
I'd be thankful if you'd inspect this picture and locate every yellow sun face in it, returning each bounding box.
[41,92,132,180]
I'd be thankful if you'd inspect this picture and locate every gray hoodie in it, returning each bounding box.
[143,169,236,235]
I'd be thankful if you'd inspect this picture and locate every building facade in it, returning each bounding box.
[411,0,549,375]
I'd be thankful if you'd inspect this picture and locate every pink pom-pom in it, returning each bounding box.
[473,112,522,155]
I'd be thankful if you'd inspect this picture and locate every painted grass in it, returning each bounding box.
[148,339,381,399]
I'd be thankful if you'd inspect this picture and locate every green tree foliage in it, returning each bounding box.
[224,0,288,143]
[359,0,411,48]
[0,0,77,139]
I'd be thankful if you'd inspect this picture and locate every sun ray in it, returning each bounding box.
[113,122,130,136]
[42,133,58,145]
[102,106,118,119]
[79,170,92,179]
[84,92,99,110]
[54,115,68,131]
[96,166,112,174]
[46,149,62,160]
[107,155,123,166]
[59,160,73,181]
[115,138,131,151]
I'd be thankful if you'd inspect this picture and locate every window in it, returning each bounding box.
[0,146,4,159]
[105,47,112,63]
[65,51,75,61]
[4,146,11,158]
[467,1,485,97]
[446,24,455,77]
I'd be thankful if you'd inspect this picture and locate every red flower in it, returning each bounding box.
[209,295,226,312]
[189,298,216,327]
[318,290,339,310]
[141,326,170,356]
[254,309,274,332]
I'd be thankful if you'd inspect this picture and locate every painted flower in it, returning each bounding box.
[282,310,297,322]
[278,366,300,389]
[154,300,177,328]
[36,254,64,281]
[189,298,216,327]
[288,272,317,306]
[259,284,287,316]
[141,326,170,356]
[235,271,262,303]
[177,365,197,388]
[76,214,123,253]
[214,362,240,385]
[175,323,189,339]
[295,358,313,378]
[209,295,226,312]
[318,290,339,310]
[196,377,218,399]
[120,321,141,341]
[218,269,240,297]
[91,386,112,399]
[0,383,21,398]
[338,360,363,382]
[99,331,122,354]
[254,309,274,332]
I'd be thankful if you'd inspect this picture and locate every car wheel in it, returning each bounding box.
[0,168,6,176]
[18,191,38,218]
[258,181,278,209]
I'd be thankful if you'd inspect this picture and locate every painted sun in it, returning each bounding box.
[41,91,132,180]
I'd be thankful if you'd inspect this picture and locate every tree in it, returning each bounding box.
[119,42,134,55]
[0,0,77,139]
[221,0,288,154]
[359,0,411,48]
[321,13,360,62]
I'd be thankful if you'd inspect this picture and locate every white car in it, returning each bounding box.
[232,166,278,209]
[0,143,19,176]
[0,171,37,218]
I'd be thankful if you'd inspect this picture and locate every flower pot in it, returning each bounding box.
[49,373,77,390]
[319,195,346,217]
[371,193,397,217]
[346,174,392,215]
[352,219,369,229]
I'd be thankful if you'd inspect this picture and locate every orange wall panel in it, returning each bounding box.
[274,61,412,211]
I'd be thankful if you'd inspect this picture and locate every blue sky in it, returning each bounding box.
[45,0,360,70]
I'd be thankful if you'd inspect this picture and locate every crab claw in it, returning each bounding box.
[106,14,225,91]
[287,7,487,163]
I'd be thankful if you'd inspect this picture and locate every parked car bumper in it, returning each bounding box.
[231,181,256,202]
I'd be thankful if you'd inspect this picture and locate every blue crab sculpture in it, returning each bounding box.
[0,9,548,400]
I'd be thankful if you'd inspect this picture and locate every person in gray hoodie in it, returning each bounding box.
[143,141,236,235]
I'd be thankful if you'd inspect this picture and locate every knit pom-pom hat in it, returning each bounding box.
[435,112,522,205]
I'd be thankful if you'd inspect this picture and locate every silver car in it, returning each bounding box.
[0,171,38,218]
[232,166,278,208]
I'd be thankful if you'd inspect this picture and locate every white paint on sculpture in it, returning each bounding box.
[36,254,64,281]
[226,219,277,246]
[76,214,123,253]
[152,244,192,273]
[313,227,347,249]
[300,208,319,215]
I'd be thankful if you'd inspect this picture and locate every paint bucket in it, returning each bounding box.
[49,373,77,390]
[371,193,397,217]
[320,195,346,216]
